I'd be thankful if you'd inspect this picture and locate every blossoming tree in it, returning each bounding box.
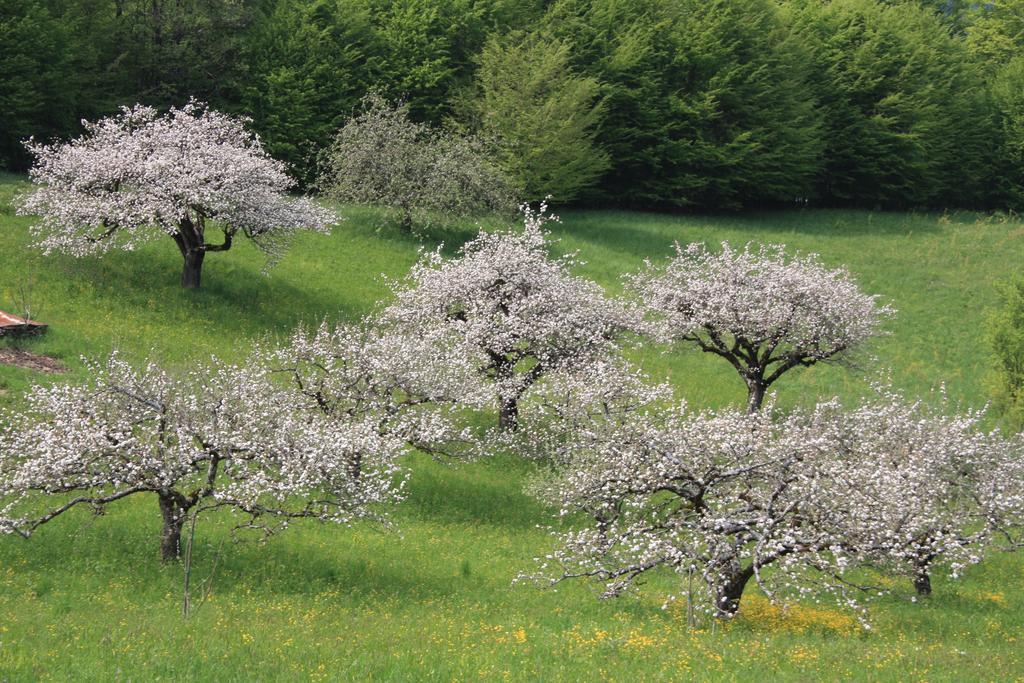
[524,395,884,618]
[318,92,515,232]
[524,378,1024,618]
[17,102,337,288]
[382,204,636,430]
[629,242,893,411]
[0,351,406,562]
[267,320,492,459]
[811,390,1024,596]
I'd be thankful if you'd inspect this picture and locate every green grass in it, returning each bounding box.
[2,171,1024,681]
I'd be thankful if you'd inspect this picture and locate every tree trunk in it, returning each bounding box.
[158,492,187,562]
[181,250,205,289]
[347,452,362,482]
[173,215,223,290]
[715,565,755,617]
[913,558,933,597]
[745,379,767,414]
[498,395,519,432]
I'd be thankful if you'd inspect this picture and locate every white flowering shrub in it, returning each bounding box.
[267,321,493,459]
[318,92,516,232]
[17,102,337,288]
[629,242,893,411]
[808,389,1024,595]
[524,401,876,619]
[382,203,637,430]
[512,358,675,461]
[523,381,1024,620]
[0,351,406,562]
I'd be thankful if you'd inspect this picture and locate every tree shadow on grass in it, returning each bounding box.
[0,455,549,602]
[214,539,493,603]
[736,208,950,237]
[338,204,502,258]
[0,510,537,609]
[398,459,549,531]
[554,207,946,262]
[63,249,347,315]
[33,240,372,369]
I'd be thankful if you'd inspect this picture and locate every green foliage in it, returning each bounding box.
[967,2,1024,209]
[542,0,694,206]
[965,0,1024,66]
[40,0,257,115]
[463,30,609,203]
[238,0,548,180]
[545,0,822,209]
[0,0,80,168]
[666,0,823,208]
[917,0,977,32]
[241,0,380,185]
[987,277,1024,429]
[790,0,996,208]
[105,0,255,107]
[360,0,467,122]
[1,0,1024,210]
[991,57,1024,210]
[358,0,533,123]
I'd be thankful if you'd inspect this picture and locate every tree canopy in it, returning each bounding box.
[17,102,335,288]
[2,0,1021,210]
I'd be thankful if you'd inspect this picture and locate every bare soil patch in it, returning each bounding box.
[0,347,65,374]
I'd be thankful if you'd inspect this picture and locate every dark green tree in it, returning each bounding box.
[990,57,1024,210]
[241,0,381,185]
[544,0,822,208]
[103,0,256,107]
[966,0,1024,209]
[790,0,995,208]
[542,0,689,206]
[359,0,540,123]
[0,0,78,168]
[965,0,1024,66]
[666,0,823,208]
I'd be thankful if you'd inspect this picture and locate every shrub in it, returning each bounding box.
[988,278,1024,429]
[318,92,516,231]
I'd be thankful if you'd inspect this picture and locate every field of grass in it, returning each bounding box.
[1,171,1023,681]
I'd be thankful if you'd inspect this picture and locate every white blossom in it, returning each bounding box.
[265,320,493,459]
[521,378,1024,620]
[381,203,638,430]
[17,101,337,287]
[628,242,893,411]
[805,388,1024,595]
[0,350,405,560]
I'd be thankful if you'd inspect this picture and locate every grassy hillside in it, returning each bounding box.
[1,172,1023,680]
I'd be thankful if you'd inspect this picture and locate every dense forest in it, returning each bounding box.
[2,0,1023,210]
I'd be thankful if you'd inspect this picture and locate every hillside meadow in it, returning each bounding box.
[1,172,1023,680]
